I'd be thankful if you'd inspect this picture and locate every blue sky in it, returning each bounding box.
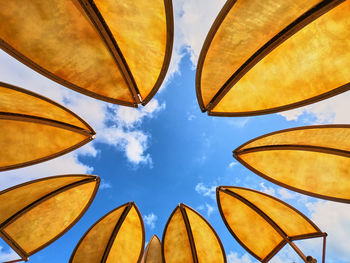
[1,1,350,262]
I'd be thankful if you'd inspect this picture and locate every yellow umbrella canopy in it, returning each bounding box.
[162,203,226,263]
[70,202,145,263]
[217,186,326,262]
[141,235,162,263]
[234,124,350,203]
[0,0,173,106]
[196,0,350,116]
[0,174,100,262]
[0,82,95,171]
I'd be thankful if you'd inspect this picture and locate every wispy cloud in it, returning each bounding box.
[228,161,238,168]
[99,180,112,190]
[195,182,216,200]
[0,246,18,262]
[197,203,216,217]
[278,91,350,125]
[143,213,158,230]
[227,251,253,263]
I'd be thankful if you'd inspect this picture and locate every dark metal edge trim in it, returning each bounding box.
[141,0,174,106]
[0,39,137,107]
[195,0,237,112]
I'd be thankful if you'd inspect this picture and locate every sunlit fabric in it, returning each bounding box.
[0,175,99,261]
[217,186,324,261]
[70,202,144,263]
[0,0,173,106]
[234,125,350,203]
[197,0,350,116]
[0,82,95,171]
[162,203,226,263]
[141,235,162,263]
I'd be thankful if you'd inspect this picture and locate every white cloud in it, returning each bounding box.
[277,188,296,201]
[197,203,215,217]
[0,152,93,191]
[258,182,276,197]
[305,200,350,262]
[143,213,158,230]
[279,91,350,124]
[195,182,216,200]
[99,180,112,190]
[227,251,254,263]
[0,246,18,262]
[228,161,238,168]
[227,118,250,128]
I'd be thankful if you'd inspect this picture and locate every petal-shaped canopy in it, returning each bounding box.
[162,203,226,263]
[0,0,173,106]
[0,174,99,262]
[234,125,350,203]
[141,235,162,263]
[217,186,325,262]
[0,82,95,171]
[70,202,145,263]
[196,0,350,116]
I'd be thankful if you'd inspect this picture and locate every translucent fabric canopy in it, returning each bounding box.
[162,203,226,263]
[217,186,326,262]
[234,125,350,203]
[0,0,173,106]
[0,175,100,262]
[0,82,95,171]
[141,235,162,263]
[70,202,145,263]
[196,0,350,116]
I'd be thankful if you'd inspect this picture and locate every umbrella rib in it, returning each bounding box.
[101,202,133,263]
[179,204,199,263]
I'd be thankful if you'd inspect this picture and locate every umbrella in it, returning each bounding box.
[217,186,327,262]
[162,203,226,263]
[0,174,100,262]
[234,124,350,203]
[0,0,174,106]
[196,0,349,116]
[70,202,144,263]
[0,82,95,171]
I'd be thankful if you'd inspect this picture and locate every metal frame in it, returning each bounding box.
[0,0,174,107]
[196,0,348,116]
[0,174,100,262]
[234,124,350,203]
[161,203,227,263]
[69,202,145,263]
[216,186,327,263]
[0,82,95,172]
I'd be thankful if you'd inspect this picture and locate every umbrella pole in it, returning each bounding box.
[322,235,327,263]
[287,239,308,262]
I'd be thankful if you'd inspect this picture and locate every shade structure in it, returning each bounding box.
[0,174,100,262]
[217,186,327,262]
[0,0,174,106]
[141,235,162,263]
[196,0,350,116]
[162,203,226,263]
[0,82,95,171]
[234,124,350,203]
[70,202,145,263]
